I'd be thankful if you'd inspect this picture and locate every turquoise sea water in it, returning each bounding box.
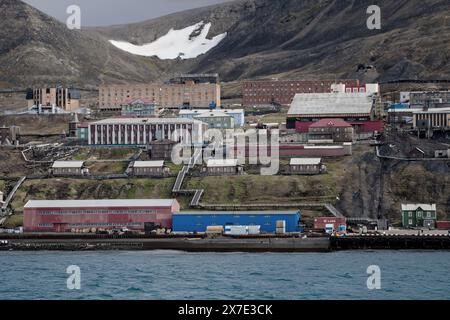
[0,250,449,300]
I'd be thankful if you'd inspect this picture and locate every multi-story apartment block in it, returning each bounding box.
[26,87,80,111]
[99,75,221,111]
[242,79,360,106]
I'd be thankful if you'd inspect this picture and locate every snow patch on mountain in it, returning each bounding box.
[109,21,227,60]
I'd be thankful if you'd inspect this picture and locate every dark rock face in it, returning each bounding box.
[1,0,450,87]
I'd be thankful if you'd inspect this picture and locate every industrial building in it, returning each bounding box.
[173,211,301,233]
[202,159,243,175]
[130,161,169,176]
[99,75,220,110]
[242,79,359,106]
[88,118,207,146]
[23,199,180,233]
[412,108,450,130]
[179,109,245,127]
[401,91,450,108]
[50,161,89,176]
[287,92,383,134]
[230,142,353,159]
[26,87,80,111]
[308,118,354,143]
[401,204,437,229]
[289,158,325,175]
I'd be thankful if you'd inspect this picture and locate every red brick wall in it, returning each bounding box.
[242,79,360,106]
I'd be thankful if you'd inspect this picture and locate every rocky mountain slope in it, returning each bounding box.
[1,0,450,87]
[96,0,450,82]
[0,0,164,88]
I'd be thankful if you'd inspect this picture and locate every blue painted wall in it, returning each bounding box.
[173,211,301,233]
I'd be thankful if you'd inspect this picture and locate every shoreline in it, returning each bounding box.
[1,234,450,252]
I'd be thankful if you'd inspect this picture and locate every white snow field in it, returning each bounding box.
[109,21,227,60]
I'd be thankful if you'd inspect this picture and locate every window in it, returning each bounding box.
[408,219,413,225]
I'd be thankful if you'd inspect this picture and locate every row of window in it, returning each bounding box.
[191,222,273,227]
[68,222,143,227]
[38,209,157,216]
[190,215,277,219]
[406,211,434,218]
[38,222,144,228]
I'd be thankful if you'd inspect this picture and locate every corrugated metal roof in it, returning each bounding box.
[179,109,243,115]
[388,108,422,113]
[91,118,203,125]
[401,204,436,211]
[174,211,299,215]
[413,107,450,114]
[303,145,343,149]
[290,158,322,165]
[309,118,352,128]
[132,161,164,168]
[52,161,84,168]
[24,199,178,208]
[193,111,232,118]
[288,93,374,116]
[207,159,238,167]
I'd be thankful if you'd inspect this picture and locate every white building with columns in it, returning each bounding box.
[88,118,207,146]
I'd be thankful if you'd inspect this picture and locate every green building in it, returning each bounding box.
[193,111,235,129]
[121,99,156,117]
[76,124,89,141]
[401,204,437,228]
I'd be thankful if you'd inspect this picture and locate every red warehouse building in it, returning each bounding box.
[23,199,180,233]
[287,92,383,134]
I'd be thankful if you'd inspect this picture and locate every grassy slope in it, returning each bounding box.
[2,144,449,227]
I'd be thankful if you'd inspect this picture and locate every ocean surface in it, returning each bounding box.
[0,250,449,300]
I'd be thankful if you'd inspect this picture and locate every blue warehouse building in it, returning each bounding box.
[173,211,301,233]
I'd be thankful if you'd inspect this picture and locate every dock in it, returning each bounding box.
[331,234,450,250]
[0,234,331,252]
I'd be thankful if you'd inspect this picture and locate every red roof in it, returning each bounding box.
[309,118,352,128]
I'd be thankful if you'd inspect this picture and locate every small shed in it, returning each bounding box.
[147,139,177,160]
[131,161,169,176]
[289,158,325,175]
[203,159,243,175]
[51,161,88,176]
